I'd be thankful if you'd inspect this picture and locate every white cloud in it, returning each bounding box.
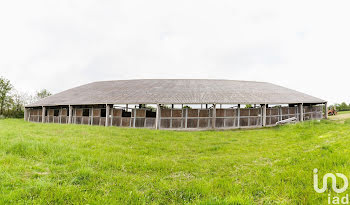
[0,0,349,104]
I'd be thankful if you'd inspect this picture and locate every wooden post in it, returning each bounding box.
[105,104,110,127]
[68,105,73,124]
[59,108,62,124]
[279,107,282,121]
[224,109,227,127]
[248,109,250,127]
[90,107,94,125]
[133,109,136,128]
[212,104,216,129]
[170,108,173,129]
[299,104,304,122]
[325,102,328,119]
[181,108,184,128]
[155,104,161,129]
[197,109,200,128]
[262,104,267,127]
[24,108,28,121]
[42,106,46,123]
[143,107,147,128]
[110,107,114,126]
[185,108,188,128]
[237,104,240,128]
[72,106,75,124]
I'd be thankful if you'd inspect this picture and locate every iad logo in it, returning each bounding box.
[314,169,349,204]
[314,168,348,193]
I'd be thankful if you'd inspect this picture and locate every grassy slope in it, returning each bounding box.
[0,119,350,204]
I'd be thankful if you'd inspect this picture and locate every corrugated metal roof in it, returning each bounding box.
[26,79,326,107]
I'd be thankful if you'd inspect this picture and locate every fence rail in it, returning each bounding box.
[26,105,324,130]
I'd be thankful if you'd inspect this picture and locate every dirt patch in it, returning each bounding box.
[329,113,350,123]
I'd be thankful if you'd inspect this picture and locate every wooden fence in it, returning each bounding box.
[27,105,324,130]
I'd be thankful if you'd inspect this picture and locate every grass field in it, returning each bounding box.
[1,118,350,204]
[329,111,350,122]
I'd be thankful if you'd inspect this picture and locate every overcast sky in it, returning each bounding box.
[0,1,349,104]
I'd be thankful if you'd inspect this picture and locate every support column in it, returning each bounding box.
[185,108,188,129]
[42,106,46,123]
[237,104,240,128]
[68,105,73,124]
[74,108,77,124]
[110,107,114,126]
[262,104,267,127]
[90,107,94,125]
[155,104,161,129]
[59,108,62,124]
[105,104,110,127]
[279,107,282,121]
[325,102,328,119]
[24,108,28,121]
[212,104,216,129]
[299,104,304,122]
[133,108,136,128]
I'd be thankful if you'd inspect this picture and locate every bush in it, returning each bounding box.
[1,110,24,118]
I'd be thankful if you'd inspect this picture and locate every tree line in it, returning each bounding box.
[329,102,350,112]
[0,76,52,118]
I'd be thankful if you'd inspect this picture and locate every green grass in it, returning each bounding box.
[338,110,350,115]
[0,119,350,204]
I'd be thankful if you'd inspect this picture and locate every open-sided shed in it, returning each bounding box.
[25,79,327,130]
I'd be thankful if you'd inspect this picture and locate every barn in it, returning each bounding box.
[24,79,327,130]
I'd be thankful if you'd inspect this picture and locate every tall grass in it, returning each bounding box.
[0,119,349,204]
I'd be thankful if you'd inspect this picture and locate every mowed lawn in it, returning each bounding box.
[1,119,350,204]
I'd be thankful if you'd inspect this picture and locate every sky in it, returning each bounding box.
[0,0,349,105]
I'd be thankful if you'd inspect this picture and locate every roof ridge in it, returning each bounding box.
[26,79,326,107]
[92,79,269,84]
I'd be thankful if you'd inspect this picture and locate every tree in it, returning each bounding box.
[10,91,27,117]
[245,104,253,108]
[36,89,52,100]
[0,77,13,115]
[333,102,350,112]
[340,102,348,111]
[183,105,192,109]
